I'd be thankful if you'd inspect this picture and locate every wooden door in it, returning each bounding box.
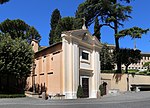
[82,78,89,98]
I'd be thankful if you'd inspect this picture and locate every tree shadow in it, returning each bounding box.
[113,73,123,83]
[26,83,47,95]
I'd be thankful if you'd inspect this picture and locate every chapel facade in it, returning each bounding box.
[27,29,102,99]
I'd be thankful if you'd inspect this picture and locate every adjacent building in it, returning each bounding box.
[107,44,150,71]
[124,53,150,71]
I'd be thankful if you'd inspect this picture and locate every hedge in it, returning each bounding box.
[0,94,26,98]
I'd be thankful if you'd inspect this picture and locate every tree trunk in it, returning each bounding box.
[114,19,121,73]
[125,65,129,91]
[125,65,128,74]
[113,0,121,73]
[127,73,129,91]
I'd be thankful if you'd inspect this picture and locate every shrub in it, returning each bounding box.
[77,85,84,98]
[99,84,105,96]
[101,70,116,73]
[0,94,26,98]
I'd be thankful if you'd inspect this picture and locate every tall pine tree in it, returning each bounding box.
[0,19,41,43]
[76,0,148,73]
[94,17,101,41]
[49,9,61,45]
[0,0,9,4]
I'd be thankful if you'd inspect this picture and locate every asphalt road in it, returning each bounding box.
[1,91,150,108]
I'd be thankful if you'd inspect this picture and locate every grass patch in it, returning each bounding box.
[0,94,26,98]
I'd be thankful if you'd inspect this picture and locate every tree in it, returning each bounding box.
[76,0,148,73]
[100,44,114,70]
[26,26,41,43]
[49,9,61,45]
[116,27,149,39]
[143,62,150,72]
[0,0,9,4]
[49,15,82,44]
[75,0,132,73]
[0,19,41,43]
[113,48,141,91]
[73,18,83,30]
[59,17,75,31]
[116,26,149,72]
[77,85,84,98]
[52,21,62,44]
[99,84,105,96]
[114,48,141,73]
[94,17,101,41]
[0,34,34,93]
[53,17,78,43]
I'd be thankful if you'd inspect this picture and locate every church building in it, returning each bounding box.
[27,28,102,99]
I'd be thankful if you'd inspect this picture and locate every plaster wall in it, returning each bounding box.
[101,73,150,93]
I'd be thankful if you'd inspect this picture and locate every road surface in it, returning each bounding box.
[1,91,150,108]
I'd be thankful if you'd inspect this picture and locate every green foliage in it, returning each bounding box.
[143,62,150,67]
[49,9,82,45]
[52,17,76,44]
[60,17,74,31]
[76,0,132,27]
[0,94,26,98]
[94,17,101,41]
[26,26,41,43]
[77,85,84,98]
[53,22,62,43]
[0,19,41,43]
[101,70,116,73]
[143,62,150,72]
[137,71,148,75]
[0,34,34,78]
[0,19,28,39]
[113,48,141,73]
[99,84,105,96]
[116,27,149,38]
[128,69,139,72]
[49,9,61,45]
[0,0,9,4]
[76,0,133,73]
[50,9,61,30]
[73,18,83,29]
[0,34,34,93]
[100,44,114,70]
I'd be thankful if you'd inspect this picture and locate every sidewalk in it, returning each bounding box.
[101,91,150,102]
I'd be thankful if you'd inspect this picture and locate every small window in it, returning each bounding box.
[82,52,89,60]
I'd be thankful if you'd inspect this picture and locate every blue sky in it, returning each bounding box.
[0,0,150,52]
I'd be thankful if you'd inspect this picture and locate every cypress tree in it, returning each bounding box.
[49,9,61,45]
